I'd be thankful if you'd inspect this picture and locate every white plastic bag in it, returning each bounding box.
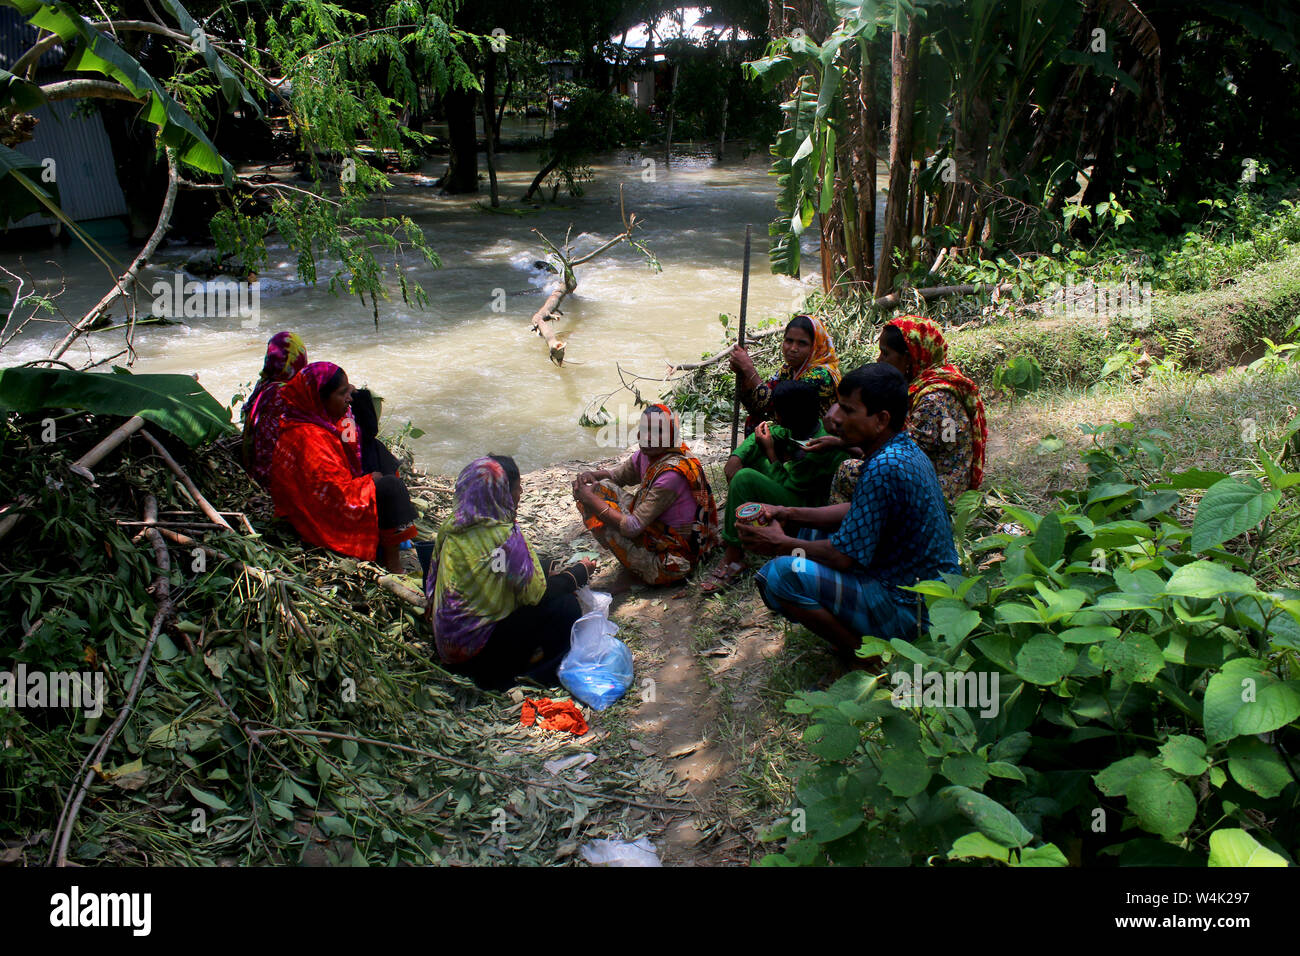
[558,610,633,710]
[580,837,661,867]
[575,586,613,618]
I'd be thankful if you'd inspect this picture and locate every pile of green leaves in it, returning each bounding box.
[761,419,1300,867]
[0,413,647,865]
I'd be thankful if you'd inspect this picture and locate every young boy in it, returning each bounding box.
[702,380,848,593]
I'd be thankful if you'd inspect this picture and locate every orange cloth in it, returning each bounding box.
[520,697,589,736]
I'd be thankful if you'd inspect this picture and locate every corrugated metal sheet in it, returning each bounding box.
[0,6,65,71]
[7,98,128,229]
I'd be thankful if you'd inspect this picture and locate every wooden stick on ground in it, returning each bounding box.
[137,429,235,532]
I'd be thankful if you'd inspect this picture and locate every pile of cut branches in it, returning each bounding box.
[0,412,689,866]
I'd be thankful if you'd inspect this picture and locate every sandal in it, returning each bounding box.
[700,560,745,594]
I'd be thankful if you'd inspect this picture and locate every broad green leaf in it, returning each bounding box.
[1095,755,1155,797]
[1014,633,1075,685]
[1158,735,1208,777]
[1101,633,1164,683]
[928,601,980,644]
[995,603,1042,625]
[1227,736,1292,798]
[185,783,230,811]
[880,747,932,798]
[1156,468,1230,491]
[941,753,990,789]
[1163,561,1264,600]
[1010,843,1069,867]
[1058,625,1120,644]
[1203,658,1300,744]
[948,830,1010,862]
[805,722,860,761]
[1132,491,1181,522]
[1126,770,1196,839]
[1190,478,1282,554]
[940,786,1033,849]
[0,367,232,446]
[1030,513,1065,566]
[1207,829,1291,867]
[14,0,234,180]
[987,761,1027,783]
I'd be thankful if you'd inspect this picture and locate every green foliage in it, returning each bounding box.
[0,367,233,445]
[991,354,1043,396]
[760,420,1300,867]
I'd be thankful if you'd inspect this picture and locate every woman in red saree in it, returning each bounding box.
[269,362,417,571]
[572,404,718,586]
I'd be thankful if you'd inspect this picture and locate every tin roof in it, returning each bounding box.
[7,98,128,228]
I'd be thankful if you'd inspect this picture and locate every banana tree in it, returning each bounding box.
[747,0,913,291]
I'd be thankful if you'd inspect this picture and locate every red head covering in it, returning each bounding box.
[885,316,988,489]
[280,361,363,476]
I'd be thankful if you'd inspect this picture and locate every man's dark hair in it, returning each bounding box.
[770,379,821,439]
[489,454,521,487]
[786,314,815,342]
[837,363,909,432]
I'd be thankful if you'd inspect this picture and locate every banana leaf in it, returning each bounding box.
[0,143,59,224]
[0,366,234,446]
[8,0,234,182]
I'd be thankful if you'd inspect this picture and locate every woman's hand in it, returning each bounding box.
[755,420,776,460]
[728,346,759,389]
[759,503,791,526]
[802,434,845,454]
[578,557,599,576]
[577,469,607,485]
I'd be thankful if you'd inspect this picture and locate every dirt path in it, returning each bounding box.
[510,437,789,866]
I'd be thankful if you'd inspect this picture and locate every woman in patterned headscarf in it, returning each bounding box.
[269,362,417,572]
[426,455,595,689]
[572,404,719,586]
[824,316,988,509]
[729,314,841,435]
[241,331,308,487]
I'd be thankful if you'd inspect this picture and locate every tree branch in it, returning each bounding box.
[46,148,179,364]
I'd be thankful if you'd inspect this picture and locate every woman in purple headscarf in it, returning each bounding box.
[424,455,595,690]
[241,331,308,488]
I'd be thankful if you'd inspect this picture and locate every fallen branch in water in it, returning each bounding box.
[527,186,660,367]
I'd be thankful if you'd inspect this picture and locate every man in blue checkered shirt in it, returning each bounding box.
[738,363,959,663]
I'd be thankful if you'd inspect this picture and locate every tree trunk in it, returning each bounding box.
[861,40,879,289]
[441,86,478,193]
[665,61,680,167]
[483,52,499,207]
[495,59,513,142]
[875,15,921,298]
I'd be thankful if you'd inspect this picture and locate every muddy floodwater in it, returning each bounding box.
[2,139,851,475]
